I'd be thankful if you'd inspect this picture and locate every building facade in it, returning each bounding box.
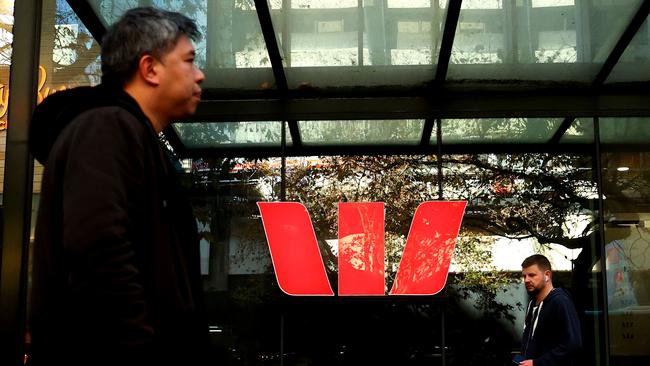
[1,1,650,365]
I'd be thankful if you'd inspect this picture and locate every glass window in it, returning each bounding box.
[181,156,281,362]
[299,119,424,145]
[559,118,593,144]
[262,0,444,88]
[387,0,431,8]
[449,0,505,66]
[364,1,442,67]
[441,118,563,144]
[448,0,644,82]
[599,117,650,144]
[606,19,650,83]
[443,152,602,365]
[283,155,446,363]
[174,121,290,149]
[290,3,359,67]
[601,150,650,365]
[89,0,276,90]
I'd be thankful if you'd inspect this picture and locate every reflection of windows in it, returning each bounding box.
[462,0,503,10]
[395,21,433,64]
[317,20,344,33]
[294,0,357,9]
[397,21,431,33]
[532,0,575,7]
[535,30,577,63]
[458,22,485,32]
[387,0,431,9]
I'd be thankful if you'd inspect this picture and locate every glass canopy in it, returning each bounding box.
[607,18,650,83]
[71,0,650,155]
[440,118,563,144]
[299,119,425,145]
[173,121,291,149]
[447,0,644,82]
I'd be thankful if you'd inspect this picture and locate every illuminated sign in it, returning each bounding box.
[258,201,467,296]
[0,65,69,130]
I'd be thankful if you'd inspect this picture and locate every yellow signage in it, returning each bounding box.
[0,65,71,130]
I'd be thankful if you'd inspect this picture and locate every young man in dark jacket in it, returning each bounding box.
[517,254,582,366]
[28,7,207,366]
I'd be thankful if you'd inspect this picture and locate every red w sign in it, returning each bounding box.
[257,201,466,296]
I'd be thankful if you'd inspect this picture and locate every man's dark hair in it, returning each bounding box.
[522,254,552,272]
[101,7,201,87]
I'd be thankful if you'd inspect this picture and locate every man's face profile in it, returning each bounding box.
[155,34,205,121]
[522,264,546,296]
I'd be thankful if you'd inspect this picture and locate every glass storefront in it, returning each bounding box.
[2,1,650,365]
[172,127,617,364]
[600,118,650,366]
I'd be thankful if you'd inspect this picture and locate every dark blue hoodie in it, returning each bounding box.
[521,287,582,366]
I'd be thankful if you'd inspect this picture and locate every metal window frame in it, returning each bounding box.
[0,1,42,366]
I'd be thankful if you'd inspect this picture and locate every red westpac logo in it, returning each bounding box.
[258,201,467,296]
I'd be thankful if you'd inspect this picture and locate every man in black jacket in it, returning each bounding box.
[518,254,582,366]
[28,7,207,366]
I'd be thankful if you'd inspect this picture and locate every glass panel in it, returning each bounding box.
[88,0,275,90]
[0,0,13,203]
[299,119,424,145]
[599,117,650,144]
[606,19,650,83]
[179,156,281,363]
[364,0,442,67]
[272,0,443,88]
[443,152,601,366]
[88,0,138,26]
[293,0,358,9]
[448,0,644,82]
[441,118,563,144]
[449,0,504,65]
[283,155,445,363]
[388,0,431,8]
[524,0,578,65]
[601,151,650,365]
[560,118,594,144]
[174,121,289,149]
[286,0,359,67]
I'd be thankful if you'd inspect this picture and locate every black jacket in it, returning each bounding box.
[521,288,582,366]
[28,85,208,365]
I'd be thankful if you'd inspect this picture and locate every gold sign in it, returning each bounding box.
[0,66,70,130]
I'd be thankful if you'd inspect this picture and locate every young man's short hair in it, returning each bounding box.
[521,254,552,272]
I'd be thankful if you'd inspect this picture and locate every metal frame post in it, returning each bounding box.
[0,0,43,365]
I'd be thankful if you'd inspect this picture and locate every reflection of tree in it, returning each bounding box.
[282,152,601,319]
[179,157,280,293]
[188,152,600,320]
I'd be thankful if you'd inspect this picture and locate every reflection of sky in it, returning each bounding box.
[53,24,79,66]
[450,236,582,272]
[326,229,585,273]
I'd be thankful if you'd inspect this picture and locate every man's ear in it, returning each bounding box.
[137,54,161,86]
